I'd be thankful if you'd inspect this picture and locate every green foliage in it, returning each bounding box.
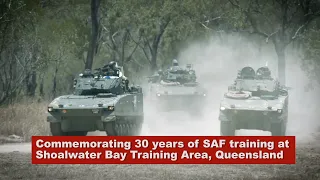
[0,0,319,104]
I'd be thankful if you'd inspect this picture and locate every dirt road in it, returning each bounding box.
[1,111,320,180]
[0,139,319,180]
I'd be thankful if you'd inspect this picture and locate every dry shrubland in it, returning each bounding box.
[0,101,50,142]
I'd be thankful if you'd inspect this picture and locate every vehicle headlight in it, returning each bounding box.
[157,93,161,97]
[48,107,53,112]
[203,93,206,97]
[108,106,114,111]
[220,106,226,111]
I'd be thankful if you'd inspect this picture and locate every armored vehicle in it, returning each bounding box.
[219,66,289,136]
[148,60,207,115]
[47,61,144,136]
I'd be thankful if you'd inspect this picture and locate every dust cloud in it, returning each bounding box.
[139,34,320,143]
[88,34,320,142]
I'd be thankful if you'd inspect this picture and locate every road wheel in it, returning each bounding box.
[104,121,118,136]
[220,121,236,136]
[270,121,286,136]
[129,122,143,136]
[116,123,132,136]
[50,122,67,136]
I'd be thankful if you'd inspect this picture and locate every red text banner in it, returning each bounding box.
[31,136,296,164]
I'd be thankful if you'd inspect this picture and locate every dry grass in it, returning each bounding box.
[0,144,319,180]
[0,102,50,142]
[0,132,319,180]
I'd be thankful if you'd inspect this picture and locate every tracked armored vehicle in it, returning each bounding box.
[47,61,144,136]
[148,60,206,115]
[218,66,289,136]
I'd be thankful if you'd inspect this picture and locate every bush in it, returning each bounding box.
[0,102,50,142]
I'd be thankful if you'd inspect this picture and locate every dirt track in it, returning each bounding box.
[0,141,320,180]
[1,108,320,180]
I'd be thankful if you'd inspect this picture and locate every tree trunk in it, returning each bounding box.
[274,42,286,85]
[149,33,163,72]
[148,18,171,73]
[69,75,75,93]
[52,63,58,99]
[38,72,44,102]
[85,0,100,70]
[39,73,44,98]
[26,71,37,97]
[150,46,158,72]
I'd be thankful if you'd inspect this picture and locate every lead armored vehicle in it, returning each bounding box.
[47,61,144,136]
[218,66,289,136]
[148,60,207,115]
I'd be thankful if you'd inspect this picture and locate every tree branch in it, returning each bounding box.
[126,30,142,62]
[228,0,241,9]
[266,29,280,43]
[291,22,308,40]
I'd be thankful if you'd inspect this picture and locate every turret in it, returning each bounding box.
[160,63,197,85]
[238,66,255,79]
[256,66,272,80]
[172,59,179,66]
[229,66,288,99]
[73,62,130,96]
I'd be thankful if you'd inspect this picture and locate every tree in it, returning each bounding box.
[301,21,320,86]
[99,0,142,68]
[228,0,320,85]
[108,0,181,73]
[0,0,44,104]
[85,0,101,70]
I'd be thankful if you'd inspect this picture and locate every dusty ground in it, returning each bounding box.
[0,141,319,180]
[1,119,320,180]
